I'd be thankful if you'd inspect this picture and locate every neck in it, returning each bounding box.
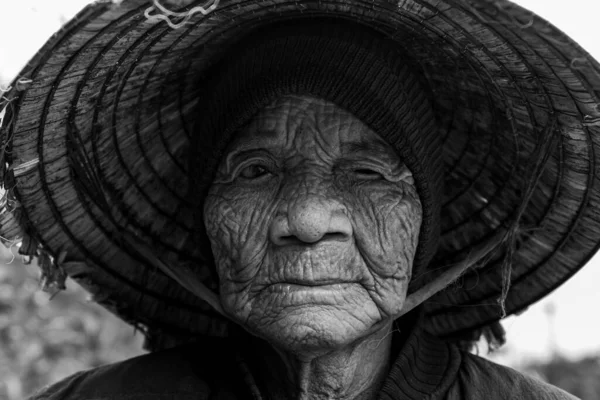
[244,322,395,400]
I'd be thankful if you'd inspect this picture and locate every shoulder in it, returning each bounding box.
[445,351,579,400]
[28,337,243,400]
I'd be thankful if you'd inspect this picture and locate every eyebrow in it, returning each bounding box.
[340,141,400,162]
[223,138,401,168]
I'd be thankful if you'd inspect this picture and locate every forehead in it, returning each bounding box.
[228,95,396,157]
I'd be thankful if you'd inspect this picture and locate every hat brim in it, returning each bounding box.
[2,0,600,348]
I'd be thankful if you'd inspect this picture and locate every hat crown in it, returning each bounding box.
[2,0,600,349]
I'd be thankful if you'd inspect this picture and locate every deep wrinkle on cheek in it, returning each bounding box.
[203,95,423,352]
[348,180,421,275]
[207,178,282,290]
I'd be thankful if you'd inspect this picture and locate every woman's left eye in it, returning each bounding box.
[239,164,270,179]
[353,168,385,180]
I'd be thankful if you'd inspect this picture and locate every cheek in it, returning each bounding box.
[349,183,422,283]
[381,192,422,272]
[346,183,421,317]
[203,186,274,284]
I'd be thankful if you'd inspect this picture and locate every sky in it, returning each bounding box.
[0,0,599,365]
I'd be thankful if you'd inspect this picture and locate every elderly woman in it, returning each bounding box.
[1,0,599,399]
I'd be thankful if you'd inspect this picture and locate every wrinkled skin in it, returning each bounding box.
[204,95,422,399]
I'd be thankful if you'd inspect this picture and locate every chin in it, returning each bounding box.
[223,284,397,354]
[247,305,383,355]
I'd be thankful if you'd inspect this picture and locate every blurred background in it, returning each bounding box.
[1,1,600,399]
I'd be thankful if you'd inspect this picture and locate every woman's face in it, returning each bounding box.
[204,95,422,353]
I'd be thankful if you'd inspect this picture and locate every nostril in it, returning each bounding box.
[275,232,348,246]
[278,235,304,246]
[269,198,352,246]
[322,232,348,242]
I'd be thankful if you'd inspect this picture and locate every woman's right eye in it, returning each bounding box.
[239,164,270,179]
[353,168,385,181]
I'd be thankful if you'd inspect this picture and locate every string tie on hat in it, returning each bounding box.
[144,0,220,29]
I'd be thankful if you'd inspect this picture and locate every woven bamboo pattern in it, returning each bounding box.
[1,0,599,349]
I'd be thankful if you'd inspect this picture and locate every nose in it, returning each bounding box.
[270,195,353,246]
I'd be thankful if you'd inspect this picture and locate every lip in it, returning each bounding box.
[285,278,347,286]
[265,281,354,293]
[272,239,351,255]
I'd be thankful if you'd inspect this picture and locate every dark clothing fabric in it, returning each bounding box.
[29,323,577,400]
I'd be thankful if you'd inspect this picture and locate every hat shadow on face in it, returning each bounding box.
[1,0,600,350]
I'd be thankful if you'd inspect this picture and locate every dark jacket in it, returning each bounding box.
[29,323,578,400]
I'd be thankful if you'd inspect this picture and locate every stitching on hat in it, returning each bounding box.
[571,57,592,71]
[467,2,534,30]
[492,2,533,29]
[583,115,600,127]
[536,28,571,47]
[144,0,220,29]
[12,158,39,177]
[14,78,32,91]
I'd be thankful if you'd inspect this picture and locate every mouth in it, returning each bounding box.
[285,278,348,286]
[265,281,355,294]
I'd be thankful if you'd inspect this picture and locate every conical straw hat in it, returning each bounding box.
[1,0,600,349]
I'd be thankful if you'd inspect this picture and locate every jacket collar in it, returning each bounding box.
[378,315,462,399]
[235,309,462,399]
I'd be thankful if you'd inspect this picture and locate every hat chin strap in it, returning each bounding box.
[117,215,517,329]
[124,227,507,323]
[111,119,556,329]
[122,231,225,317]
[400,117,560,319]
[398,227,508,318]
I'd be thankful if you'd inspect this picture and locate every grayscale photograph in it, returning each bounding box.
[0,0,599,399]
